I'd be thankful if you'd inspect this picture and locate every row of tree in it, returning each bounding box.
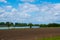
[0,22,60,28]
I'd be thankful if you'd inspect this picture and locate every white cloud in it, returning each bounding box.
[19,3,39,13]
[0,5,31,22]
[5,6,13,11]
[20,0,35,2]
[54,4,60,10]
[30,3,60,23]
[0,0,7,3]
[0,7,5,13]
[0,3,39,23]
[0,2,60,23]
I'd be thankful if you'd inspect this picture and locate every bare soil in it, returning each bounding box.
[0,28,60,40]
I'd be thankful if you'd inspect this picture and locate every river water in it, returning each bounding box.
[0,26,40,30]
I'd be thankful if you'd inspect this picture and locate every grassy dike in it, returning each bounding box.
[37,36,60,40]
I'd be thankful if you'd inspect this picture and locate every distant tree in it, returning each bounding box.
[0,21,60,29]
[28,23,33,28]
[15,23,18,27]
[48,23,60,27]
[6,22,11,29]
[10,23,14,26]
[34,24,40,26]
[40,24,47,27]
[15,23,20,26]
[22,23,27,26]
[15,23,27,27]
[0,22,6,27]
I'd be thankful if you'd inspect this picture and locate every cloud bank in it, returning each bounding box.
[0,0,7,3]
[0,0,60,24]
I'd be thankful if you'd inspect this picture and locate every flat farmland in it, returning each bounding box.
[0,27,60,40]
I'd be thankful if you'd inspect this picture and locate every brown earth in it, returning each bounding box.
[0,28,60,40]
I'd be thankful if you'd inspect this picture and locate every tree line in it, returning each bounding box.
[0,22,60,28]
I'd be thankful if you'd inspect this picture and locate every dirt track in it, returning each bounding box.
[0,28,60,40]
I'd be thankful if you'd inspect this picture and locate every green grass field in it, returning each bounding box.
[37,36,60,40]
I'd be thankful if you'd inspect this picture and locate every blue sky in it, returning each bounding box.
[0,0,60,24]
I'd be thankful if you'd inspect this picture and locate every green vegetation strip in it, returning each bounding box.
[37,36,60,40]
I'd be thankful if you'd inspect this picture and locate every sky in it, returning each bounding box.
[0,0,60,24]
